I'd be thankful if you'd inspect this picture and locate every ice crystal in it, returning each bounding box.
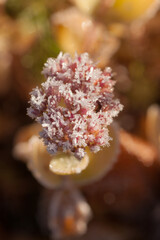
[27,52,123,159]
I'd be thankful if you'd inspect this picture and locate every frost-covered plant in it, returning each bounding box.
[27,52,123,160]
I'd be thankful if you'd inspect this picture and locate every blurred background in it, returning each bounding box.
[0,0,160,239]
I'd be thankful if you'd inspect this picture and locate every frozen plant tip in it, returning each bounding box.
[27,52,123,160]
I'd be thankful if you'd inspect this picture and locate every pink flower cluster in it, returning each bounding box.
[27,52,123,159]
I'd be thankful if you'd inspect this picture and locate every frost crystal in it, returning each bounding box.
[27,52,123,159]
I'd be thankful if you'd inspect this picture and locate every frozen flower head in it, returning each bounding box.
[27,52,123,160]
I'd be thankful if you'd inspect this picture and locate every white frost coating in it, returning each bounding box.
[27,52,123,159]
